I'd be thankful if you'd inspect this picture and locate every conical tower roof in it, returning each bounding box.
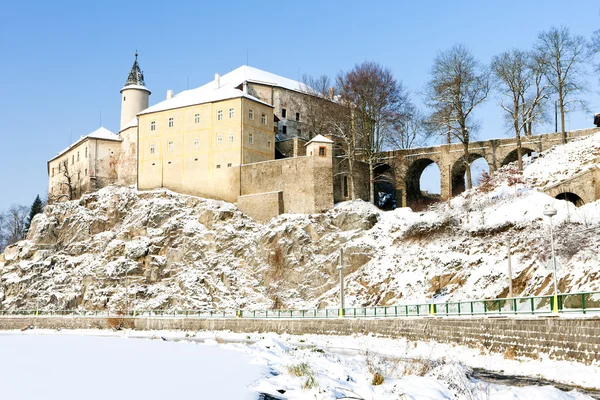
[122,52,150,92]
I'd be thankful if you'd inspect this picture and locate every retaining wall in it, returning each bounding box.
[1,316,598,364]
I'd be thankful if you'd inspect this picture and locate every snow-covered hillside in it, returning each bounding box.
[1,133,599,311]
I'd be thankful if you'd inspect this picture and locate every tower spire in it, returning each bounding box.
[124,51,146,87]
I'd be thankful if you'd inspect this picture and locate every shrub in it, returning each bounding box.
[371,372,384,386]
[288,362,311,377]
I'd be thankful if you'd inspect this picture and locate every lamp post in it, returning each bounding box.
[337,248,345,318]
[543,204,559,313]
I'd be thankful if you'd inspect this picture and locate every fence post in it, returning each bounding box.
[582,293,586,314]
[530,298,535,314]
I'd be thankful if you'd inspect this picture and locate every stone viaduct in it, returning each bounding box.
[378,127,600,209]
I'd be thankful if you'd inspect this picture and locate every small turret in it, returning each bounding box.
[120,52,151,131]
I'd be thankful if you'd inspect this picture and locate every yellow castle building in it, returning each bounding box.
[48,54,339,221]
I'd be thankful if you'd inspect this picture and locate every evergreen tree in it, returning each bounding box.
[25,195,43,233]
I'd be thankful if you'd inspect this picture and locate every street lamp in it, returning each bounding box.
[543,204,559,313]
[337,249,345,318]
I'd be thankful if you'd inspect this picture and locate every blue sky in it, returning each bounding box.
[1,1,599,209]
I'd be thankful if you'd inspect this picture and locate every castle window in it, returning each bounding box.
[217,110,223,120]
[229,108,235,118]
[168,141,173,152]
[228,132,234,143]
[52,168,54,177]
[227,163,232,167]
[261,114,267,125]
[150,144,155,154]
[194,137,199,148]
[77,172,80,181]
[217,134,223,145]
[298,129,302,136]
[282,126,287,135]
[248,109,254,120]
[249,133,254,144]
[85,147,88,158]
[150,121,156,131]
[282,108,287,118]
[319,146,326,156]
[123,96,126,101]
[168,117,174,128]
[85,168,88,176]
[268,141,271,148]
[296,112,300,121]
[194,113,200,124]
[216,164,221,169]
[72,155,74,165]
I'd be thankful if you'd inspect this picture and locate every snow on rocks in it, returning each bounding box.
[1,133,600,311]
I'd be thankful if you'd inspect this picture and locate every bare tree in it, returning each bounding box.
[425,44,490,189]
[300,74,335,140]
[337,61,410,204]
[328,96,359,200]
[535,26,588,143]
[386,105,430,149]
[492,49,549,170]
[52,159,80,202]
[0,205,29,247]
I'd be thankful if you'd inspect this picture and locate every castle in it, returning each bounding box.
[48,54,355,221]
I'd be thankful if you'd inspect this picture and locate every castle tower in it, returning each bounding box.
[120,52,151,131]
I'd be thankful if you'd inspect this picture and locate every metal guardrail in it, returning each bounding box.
[1,292,598,319]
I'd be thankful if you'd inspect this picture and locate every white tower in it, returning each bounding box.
[120,52,151,131]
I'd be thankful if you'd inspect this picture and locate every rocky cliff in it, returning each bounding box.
[2,134,600,312]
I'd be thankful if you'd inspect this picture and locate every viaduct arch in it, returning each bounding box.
[379,127,599,210]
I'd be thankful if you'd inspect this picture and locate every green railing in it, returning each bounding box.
[1,291,599,319]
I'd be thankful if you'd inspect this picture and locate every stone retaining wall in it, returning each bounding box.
[2,316,598,364]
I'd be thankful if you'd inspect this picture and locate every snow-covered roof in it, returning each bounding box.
[305,134,334,145]
[138,65,305,116]
[121,117,139,131]
[49,127,121,162]
[121,84,150,93]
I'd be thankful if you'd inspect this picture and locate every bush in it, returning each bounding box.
[371,372,384,386]
[287,362,311,377]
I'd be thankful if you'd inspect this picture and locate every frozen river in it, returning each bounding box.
[0,334,263,399]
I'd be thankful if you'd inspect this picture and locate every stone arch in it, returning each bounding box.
[555,192,585,207]
[501,147,537,167]
[406,158,441,210]
[374,163,396,209]
[451,153,489,196]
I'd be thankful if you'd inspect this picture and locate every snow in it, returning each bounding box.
[121,84,150,92]
[306,134,334,144]
[3,330,596,400]
[523,131,600,190]
[49,127,121,162]
[138,65,305,116]
[0,333,263,399]
[121,117,138,130]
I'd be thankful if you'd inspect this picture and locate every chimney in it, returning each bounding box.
[215,73,220,88]
[166,90,174,100]
[242,81,248,94]
[328,87,335,100]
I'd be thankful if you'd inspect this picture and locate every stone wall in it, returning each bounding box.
[240,153,333,215]
[237,191,284,222]
[2,316,598,364]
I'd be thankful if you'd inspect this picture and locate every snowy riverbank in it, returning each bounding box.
[2,329,598,399]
